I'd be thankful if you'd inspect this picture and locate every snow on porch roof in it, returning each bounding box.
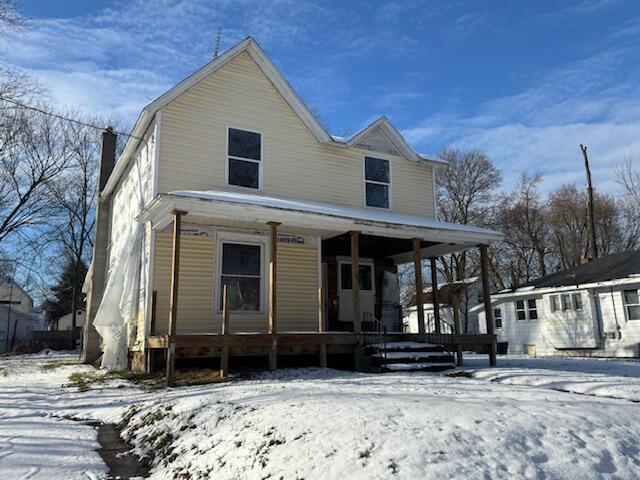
[139,190,503,250]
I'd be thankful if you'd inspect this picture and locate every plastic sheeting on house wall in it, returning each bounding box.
[93,223,144,370]
[381,271,401,332]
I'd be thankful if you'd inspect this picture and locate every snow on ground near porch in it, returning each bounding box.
[464,354,640,402]
[1,353,640,479]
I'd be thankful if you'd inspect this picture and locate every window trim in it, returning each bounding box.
[337,257,375,293]
[214,231,268,315]
[493,307,502,329]
[225,125,264,191]
[362,155,392,210]
[623,288,640,321]
[515,298,538,321]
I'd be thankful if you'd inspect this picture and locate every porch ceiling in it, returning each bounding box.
[137,190,503,258]
[322,233,437,259]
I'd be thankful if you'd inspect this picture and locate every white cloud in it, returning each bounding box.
[403,45,640,194]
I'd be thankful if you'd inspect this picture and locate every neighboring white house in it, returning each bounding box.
[0,277,33,314]
[473,250,640,357]
[0,278,38,353]
[404,277,493,334]
[0,306,40,353]
[55,308,85,331]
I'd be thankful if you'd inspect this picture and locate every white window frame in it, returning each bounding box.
[214,231,268,315]
[337,257,375,293]
[623,288,640,321]
[550,295,559,312]
[225,126,264,191]
[363,155,392,210]
[515,298,538,321]
[572,292,583,311]
[493,307,502,329]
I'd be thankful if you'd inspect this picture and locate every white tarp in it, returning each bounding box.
[381,271,401,332]
[92,223,143,370]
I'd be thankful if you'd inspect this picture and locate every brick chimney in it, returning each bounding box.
[82,128,117,364]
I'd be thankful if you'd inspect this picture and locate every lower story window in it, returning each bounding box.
[219,242,262,312]
[623,289,640,321]
[516,299,538,321]
[494,308,502,328]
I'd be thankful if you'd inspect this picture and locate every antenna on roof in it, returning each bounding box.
[213,27,223,59]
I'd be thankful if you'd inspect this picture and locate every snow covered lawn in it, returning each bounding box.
[0,353,639,479]
[464,354,640,402]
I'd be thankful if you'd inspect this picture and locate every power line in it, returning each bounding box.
[0,95,143,141]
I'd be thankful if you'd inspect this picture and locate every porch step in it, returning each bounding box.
[384,362,455,372]
[366,340,455,373]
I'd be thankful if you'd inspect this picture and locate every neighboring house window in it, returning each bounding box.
[494,308,502,328]
[227,127,262,189]
[219,242,262,312]
[364,156,390,208]
[623,289,640,321]
[561,294,571,311]
[550,293,583,312]
[572,293,583,311]
[516,299,538,321]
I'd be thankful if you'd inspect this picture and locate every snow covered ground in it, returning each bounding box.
[0,353,639,479]
[465,354,640,402]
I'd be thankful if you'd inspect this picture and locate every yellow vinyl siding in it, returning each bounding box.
[158,52,434,217]
[277,244,319,332]
[152,232,319,335]
[153,233,216,334]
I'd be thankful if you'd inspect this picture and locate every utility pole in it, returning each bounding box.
[580,144,598,259]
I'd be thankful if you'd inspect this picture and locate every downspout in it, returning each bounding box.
[609,286,622,340]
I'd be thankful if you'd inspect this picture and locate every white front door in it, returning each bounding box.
[338,259,375,324]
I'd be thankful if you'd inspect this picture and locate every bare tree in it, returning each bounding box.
[436,148,501,283]
[46,119,101,328]
[0,103,73,248]
[0,0,22,31]
[547,184,631,268]
[494,172,551,287]
[616,157,640,210]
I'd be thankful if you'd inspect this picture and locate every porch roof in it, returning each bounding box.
[138,190,503,259]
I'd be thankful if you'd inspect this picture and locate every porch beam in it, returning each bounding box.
[480,244,497,366]
[350,231,361,333]
[412,238,425,335]
[268,221,280,371]
[430,258,441,334]
[165,210,186,387]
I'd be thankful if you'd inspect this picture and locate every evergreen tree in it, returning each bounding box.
[49,259,87,320]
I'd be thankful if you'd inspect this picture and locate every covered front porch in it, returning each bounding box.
[138,190,503,385]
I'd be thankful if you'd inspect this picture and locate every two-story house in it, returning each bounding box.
[82,37,503,381]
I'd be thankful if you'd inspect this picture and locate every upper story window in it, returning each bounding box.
[623,289,640,321]
[516,299,538,321]
[364,156,390,209]
[227,127,262,189]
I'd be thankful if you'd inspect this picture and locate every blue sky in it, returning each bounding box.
[4,0,640,193]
